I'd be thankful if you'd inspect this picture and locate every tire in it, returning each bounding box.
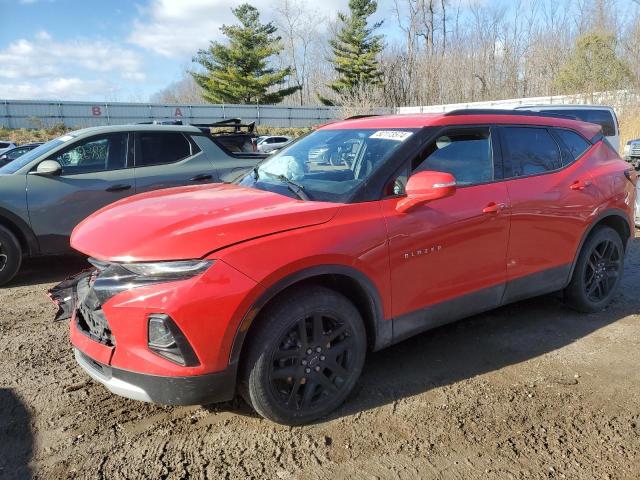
[0,226,22,287]
[241,286,367,425]
[565,226,624,313]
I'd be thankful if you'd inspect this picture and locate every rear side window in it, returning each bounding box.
[413,127,493,185]
[137,132,194,167]
[502,127,561,177]
[551,129,591,165]
[541,109,616,136]
[0,142,11,148]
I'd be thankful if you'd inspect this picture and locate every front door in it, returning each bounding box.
[26,133,134,254]
[382,126,511,336]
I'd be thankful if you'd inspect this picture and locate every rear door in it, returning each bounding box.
[498,126,599,302]
[26,132,134,253]
[132,131,218,193]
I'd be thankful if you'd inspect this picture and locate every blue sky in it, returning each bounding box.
[0,0,590,102]
[0,0,354,101]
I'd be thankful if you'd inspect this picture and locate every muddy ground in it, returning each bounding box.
[1,237,639,480]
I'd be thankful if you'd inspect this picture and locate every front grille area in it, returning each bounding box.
[630,145,640,156]
[75,270,115,346]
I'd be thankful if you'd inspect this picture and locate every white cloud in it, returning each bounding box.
[128,0,346,58]
[0,32,145,81]
[0,78,111,100]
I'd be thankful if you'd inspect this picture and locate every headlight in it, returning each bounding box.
[120,260,213,281]
[624,144,631,157]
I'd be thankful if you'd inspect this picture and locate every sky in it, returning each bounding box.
[0,0,355,101]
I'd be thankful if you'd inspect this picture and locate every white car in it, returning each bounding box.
[514,105,620,153]
[0,141,16,155]
[257,136,293,153]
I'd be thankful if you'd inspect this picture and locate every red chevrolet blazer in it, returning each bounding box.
[51,110,637,425]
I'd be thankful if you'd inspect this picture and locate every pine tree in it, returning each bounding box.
[191,4,300,104]
[321,0,384,106]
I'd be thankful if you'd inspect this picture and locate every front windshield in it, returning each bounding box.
[0,137,71,174]
[238,128,416,202]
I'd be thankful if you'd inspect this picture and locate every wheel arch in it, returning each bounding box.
[568,208,631,282]
[228,265,391,371]
[0,207,38,257]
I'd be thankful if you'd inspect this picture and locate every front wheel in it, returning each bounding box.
[241,286,367,425]
[565,226,624,312]
[0,226,22,287]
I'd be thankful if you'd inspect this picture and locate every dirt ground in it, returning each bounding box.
[1,237,639,480]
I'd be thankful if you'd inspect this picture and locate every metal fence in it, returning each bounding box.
[0,100,351,129]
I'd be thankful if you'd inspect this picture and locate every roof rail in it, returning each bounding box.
[444,108,579,121]
[137,120,184,125]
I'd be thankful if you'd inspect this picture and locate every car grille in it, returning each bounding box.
[630,144,640,157]
[75,270,114,346]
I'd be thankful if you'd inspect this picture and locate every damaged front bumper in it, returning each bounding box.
[48,271,92,321]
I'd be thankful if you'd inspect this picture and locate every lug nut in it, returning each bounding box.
[320,355,325,361]
[315,366,321,372]
[306,348,312,355]
[305,368,311,373]
[301,360,307,366]
[316,347,322,353]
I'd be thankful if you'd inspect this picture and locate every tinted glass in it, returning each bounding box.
[238,128,417,202]
[414,128,493,185]
[0,142,10,148]
[7,147,29,159]
[138,132,192,166]
[50,133,128,175]
[552,129,591,165]
[542,109,616,136]
[503,127,561,176]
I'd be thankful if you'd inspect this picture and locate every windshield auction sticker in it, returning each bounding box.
[369,130,413,141]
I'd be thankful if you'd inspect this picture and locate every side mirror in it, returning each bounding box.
[33,160,62,176]
[0,154,7,161]
[396,170,456,213]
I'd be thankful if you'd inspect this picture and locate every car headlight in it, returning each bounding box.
[624,143,631,157]
[120,260,213,281]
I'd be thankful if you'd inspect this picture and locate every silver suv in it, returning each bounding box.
[0,123,265,285]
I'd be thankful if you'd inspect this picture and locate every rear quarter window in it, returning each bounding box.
[551,129,591,165]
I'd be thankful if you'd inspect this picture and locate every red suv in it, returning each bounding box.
[52,110,637,425]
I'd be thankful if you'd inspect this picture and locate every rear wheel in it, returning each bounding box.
[0,226,22,287]
[565,226,624,312]
[241,286,366,425]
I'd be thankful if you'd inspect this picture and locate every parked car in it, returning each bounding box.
[623,138,640,169]
[51,110,636,425]
[0,141,16,155]
[0,123,266,285]
[0,142,44,167]
[514,105,620,152]
[257,135,293,153]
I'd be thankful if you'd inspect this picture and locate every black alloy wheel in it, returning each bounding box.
[565,226,624,312]
[242,286,366,425]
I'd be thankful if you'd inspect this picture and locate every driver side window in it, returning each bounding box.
[413,127,494,186]
[49,133,128,175]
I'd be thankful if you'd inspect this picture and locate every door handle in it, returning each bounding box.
[482,202,507,214]
[570,180,592,190]
[190,174,213,181]
[105,184,131,192]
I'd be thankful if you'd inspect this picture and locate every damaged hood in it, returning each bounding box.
[71,183,340,261]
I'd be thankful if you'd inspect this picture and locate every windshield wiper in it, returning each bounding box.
[276,175,310,200]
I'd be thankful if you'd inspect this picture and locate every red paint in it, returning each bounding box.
[68,113,635,379]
